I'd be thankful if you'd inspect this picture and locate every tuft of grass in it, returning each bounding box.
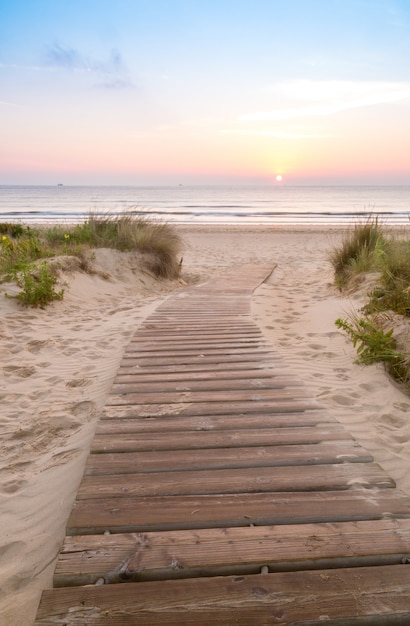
[329,217,384,287]
[86,213,184,278]
[0,223,27,238]
[364,238,410,316]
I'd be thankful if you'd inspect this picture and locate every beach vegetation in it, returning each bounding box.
[331,219,410,388]
[85,213,183,278]
[0,213,183,307]
[329,217,384,287]
[0,229,52,276]
[11,262,64,309]
[335,314,407,383]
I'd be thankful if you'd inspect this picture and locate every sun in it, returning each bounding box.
[275,175,283,182]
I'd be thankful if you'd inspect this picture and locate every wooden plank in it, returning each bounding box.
[137,327,262,336]
[120,348,275,360]
[105,387,311,406]
[111,376,301,394]
[123,343,273,354]
[119,353,277,368]
[128,327,265,335]
[127,337,266,348]
[117,360,280,376]
[54,519,410,586]
[67,490,410,534]
[91,425,352,452]
[76,463,394,499]
[96,412,334,435]
[124,341,271,355]
[102,399,322,418]
[85,442,373,475]
[113,367,285,383]
[35,565,410,625]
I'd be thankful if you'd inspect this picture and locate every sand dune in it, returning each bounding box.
[0,227,409,625]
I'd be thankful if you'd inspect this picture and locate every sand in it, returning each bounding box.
[1,226,409,625]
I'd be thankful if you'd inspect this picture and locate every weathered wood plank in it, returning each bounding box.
[77,463,394,499]
[120,347,274,360]
[106,387,311,406]
[54,519,410,586]
[113,367,285,383]
[111,376,302,394]
[117,360,280,376]
[119,352,277,367]
[101,399,323,418]
[91,425,352,452]
[127,337,267,349]
[124,342,271,356]
[35,565,410,625]
[67,490,410,534]
[96,412,334,435]
[85,442,372,475]
[137,327,262,336]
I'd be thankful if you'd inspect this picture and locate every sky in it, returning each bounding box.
[1,0,410,186]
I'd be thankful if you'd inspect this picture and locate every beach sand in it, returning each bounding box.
[1,226,409,625]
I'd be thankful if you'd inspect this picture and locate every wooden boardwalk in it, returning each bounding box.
[35,265,410,625]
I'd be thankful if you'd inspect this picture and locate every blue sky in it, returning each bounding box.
[1,0,410,184]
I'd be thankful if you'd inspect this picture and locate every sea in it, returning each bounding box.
[0,185,409,227]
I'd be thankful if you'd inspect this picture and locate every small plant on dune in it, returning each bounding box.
[128,221,183,279]
[365,238,410,316]
[86,212,184,278]
[13,262,64,309]
[329,217,383,287]
[335,314,399,365]
[0,229,52,276]
[335,314,408,385]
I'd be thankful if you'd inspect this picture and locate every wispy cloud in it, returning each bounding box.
[45,43,134,88]
[0,99,24,108]
[220,129,330,139]
[240,80,410,121]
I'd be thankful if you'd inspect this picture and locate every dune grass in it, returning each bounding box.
[330,219,410,388]
[329,217,384,287]
[0,212,184,307]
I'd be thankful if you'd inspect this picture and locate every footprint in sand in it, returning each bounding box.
[1,478,28,494]
[26,339,50,354]
[329,394,356,406]
[66,378,91,388]
[393,402,410,412]
[380,413,407,429]
[71,401,95,419]
[3,366,36,378]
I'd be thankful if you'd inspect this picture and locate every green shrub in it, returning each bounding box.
[14,262,64,309]
[335,314,408,386]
